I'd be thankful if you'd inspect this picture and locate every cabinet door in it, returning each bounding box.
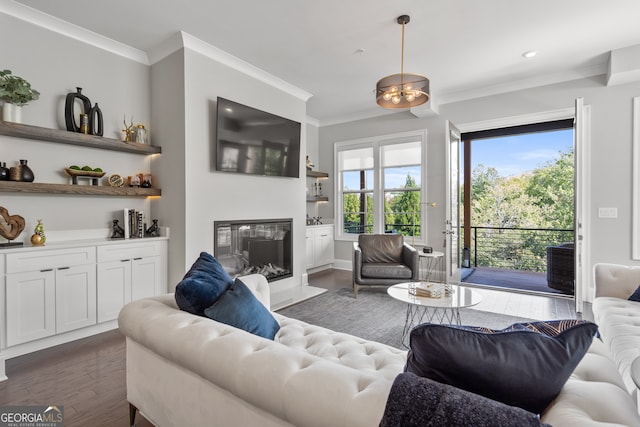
[6,270,56,346]
[55,264,97,333]
[97,260,132,323]
[314,228,334,266]
[131,256,160,301]
[306,229,315,269]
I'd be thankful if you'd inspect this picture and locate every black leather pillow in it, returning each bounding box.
[405,320,598,414]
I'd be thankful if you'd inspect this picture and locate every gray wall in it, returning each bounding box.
[1,14,152,237]
[319,75,640,293]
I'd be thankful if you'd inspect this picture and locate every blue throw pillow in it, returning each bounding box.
[175,252,233,316]
[204,278,280,340]
[628,285,640,302]
[405,320,598,414]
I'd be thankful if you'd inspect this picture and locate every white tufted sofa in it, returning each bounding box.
[593,263,640,400]
[119,274,640,427]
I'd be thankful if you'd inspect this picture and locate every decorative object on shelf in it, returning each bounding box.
[306,155,315,170]
[133,124,148,144]
[141,173,152,188]
[89,103,103,136]
[122,115,135,142]
[0,69,40,123]
[30,219,46,246]
[80,113,89,134]
[8,159,34,182]
[0,205,25,246]
[108,174,125,187]
[64,166,105,185]
[0,162,9,180]
[111,219,125,239]
[375,15,429,109]
[64,87,92,133]
[145,219,159,237]
[129,174,141,187]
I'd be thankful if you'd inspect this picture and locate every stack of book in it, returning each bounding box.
[118,208,145,239]
[409,282,445,298]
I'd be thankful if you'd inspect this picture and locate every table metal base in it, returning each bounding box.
[402,304,462,348]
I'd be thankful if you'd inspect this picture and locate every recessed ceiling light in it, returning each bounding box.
[522,50,537,58]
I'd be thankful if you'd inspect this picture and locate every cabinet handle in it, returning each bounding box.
[133,257,143,260]
[40,268,53,272]
[57,266,70,270]
[121,259,130,262]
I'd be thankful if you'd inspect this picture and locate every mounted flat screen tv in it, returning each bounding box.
[215,97,301,178]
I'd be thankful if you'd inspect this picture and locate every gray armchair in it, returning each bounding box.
[352,234,419,297]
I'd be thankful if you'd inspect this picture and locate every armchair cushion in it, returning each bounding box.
[359,234,404,264]
[362,263,413,280]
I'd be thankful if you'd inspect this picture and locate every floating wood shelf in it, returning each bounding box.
[306,170,329,178]
[0,121,161,155]
[307,196,329,202]
[0,181,161,197]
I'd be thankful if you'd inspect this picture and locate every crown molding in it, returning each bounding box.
[0,0,149,64]
[306,116,320,127]
[148,31,313,102]
[438,62,607,106]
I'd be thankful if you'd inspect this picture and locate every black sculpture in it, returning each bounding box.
[145,219,159,237]
[65,87,92,133]
[111,219,125,239]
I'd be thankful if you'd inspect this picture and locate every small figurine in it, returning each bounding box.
[30,219,46,246]
[145,219,159,237]
[306,155,315,170]
[111,219,125,239]
[122,115,135,142]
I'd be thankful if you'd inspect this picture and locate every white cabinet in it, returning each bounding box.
[5,247,97,346]
[306,225,334,269]
[97,240,166,322]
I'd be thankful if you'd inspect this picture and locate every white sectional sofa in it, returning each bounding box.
[119,274,640,427]
[593,263,640,400]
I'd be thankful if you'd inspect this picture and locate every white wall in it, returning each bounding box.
[152,47,308,291]
[319,75,640,289]
[0,14,152,239]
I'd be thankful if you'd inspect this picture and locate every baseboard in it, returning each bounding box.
[332,259,352,271]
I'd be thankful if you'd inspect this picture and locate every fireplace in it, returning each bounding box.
[214,218,292,282]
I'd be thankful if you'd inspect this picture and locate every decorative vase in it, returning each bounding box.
[0,162,9,180]
[18,159,34,182]
[64,87,92,133]
[30,219,46,246]
[89,103,103,136]
[2,103,22,123]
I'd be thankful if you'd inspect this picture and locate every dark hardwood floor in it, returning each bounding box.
[0,268,576,427]
[0,330,153,427]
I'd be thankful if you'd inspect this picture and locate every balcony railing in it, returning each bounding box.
[465,226,574,272]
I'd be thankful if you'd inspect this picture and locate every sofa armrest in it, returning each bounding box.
[402,243,420,281]
[238,273,271,310]
[593,263,640,299]
[353,242,363,283]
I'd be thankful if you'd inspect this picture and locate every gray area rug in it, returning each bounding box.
[277,287,533,349]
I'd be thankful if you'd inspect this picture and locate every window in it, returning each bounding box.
[335,131,426,241]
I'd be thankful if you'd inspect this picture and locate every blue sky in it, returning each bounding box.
[342,129,573,190]
[472,129,574,177]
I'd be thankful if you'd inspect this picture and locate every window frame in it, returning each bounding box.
[334,130,428,242]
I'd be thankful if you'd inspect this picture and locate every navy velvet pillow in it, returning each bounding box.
[174,252,233,316]
[204,278,280,340]
[380,372,551,427]
[405,320,598,414]
[628,285,640,302]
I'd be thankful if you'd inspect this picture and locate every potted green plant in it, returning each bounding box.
[0,69,40,123]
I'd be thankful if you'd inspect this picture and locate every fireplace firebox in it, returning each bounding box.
[214,218,292,282]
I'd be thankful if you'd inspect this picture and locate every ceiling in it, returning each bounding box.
[10,0,640,125]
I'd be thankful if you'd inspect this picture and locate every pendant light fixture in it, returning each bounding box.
[376,15,430,109]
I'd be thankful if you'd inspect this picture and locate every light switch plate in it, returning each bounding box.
[598,207,618,218]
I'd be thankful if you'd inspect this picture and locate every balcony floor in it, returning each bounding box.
[461,266,573,297]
